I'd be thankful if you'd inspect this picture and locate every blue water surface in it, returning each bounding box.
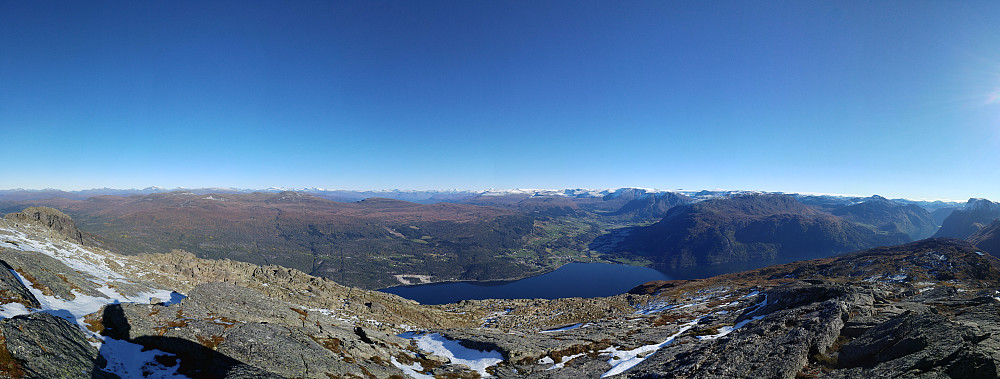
[380,262,672,305]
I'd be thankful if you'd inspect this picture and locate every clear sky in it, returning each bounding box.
[2,1,999,201]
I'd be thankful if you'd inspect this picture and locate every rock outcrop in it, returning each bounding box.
[95,282,425,378]
[4,207,84,244]
[831,308,1000,378]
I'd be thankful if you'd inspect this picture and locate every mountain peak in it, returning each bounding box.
[866,194,890,202]
[966,198,997,210]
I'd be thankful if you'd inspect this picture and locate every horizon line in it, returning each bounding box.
[0,186,972,204]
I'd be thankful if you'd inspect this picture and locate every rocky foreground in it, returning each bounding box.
[0,207,998,378]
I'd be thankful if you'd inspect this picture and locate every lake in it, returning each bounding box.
[380,262,673,305]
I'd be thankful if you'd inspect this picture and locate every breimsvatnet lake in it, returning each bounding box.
[379,258,800,305]
[379,262,673,305]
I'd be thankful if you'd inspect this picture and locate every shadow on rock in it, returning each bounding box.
[98,304,270,379]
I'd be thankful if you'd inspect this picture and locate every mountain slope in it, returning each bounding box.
[1,192,539,289]
[599,194,908,271]
[969,219,1000,258]
[831,195,937,240]
[934,198,1000,239]
[618,238,1000,378]
[594,188,691,220]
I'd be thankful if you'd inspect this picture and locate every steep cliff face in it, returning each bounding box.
[4,206,84,244]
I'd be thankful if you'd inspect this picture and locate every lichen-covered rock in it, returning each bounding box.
[221,364,287,379]
[0,312,118,378]
[218,322,376,378]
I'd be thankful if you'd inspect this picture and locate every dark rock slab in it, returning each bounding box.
[832,302,1000,378]
[0,312,118,378]
[0,259,40,309]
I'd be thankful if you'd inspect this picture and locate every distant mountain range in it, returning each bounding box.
[3,207,1000,378]
[831,195,938,240]
[0,187,986,289]
[0,187,967,208]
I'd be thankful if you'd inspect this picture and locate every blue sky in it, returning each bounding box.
[2,1,999,200]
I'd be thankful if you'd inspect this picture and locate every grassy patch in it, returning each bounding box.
[313,337,343,354]
[195,335,225,350]
[686,326,721,337]
[83,312,104,334]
